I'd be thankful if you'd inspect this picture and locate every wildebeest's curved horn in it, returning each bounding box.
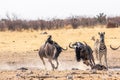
[69,42,75,49]
[83,41,87,46]
[110,45,120,50]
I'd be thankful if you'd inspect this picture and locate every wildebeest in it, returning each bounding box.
[110,45,120,50]
[69,42,95,67]
[38,41,67,70]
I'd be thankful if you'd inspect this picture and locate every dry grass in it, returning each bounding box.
[0,27,120,52]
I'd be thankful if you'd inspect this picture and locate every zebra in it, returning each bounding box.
[91,36,100,60]
[92,32,108,68]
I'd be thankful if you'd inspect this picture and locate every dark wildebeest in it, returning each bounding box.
[69,42,95,67]
[38,41,67,70]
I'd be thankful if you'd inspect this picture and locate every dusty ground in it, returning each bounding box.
[0,28,120,80]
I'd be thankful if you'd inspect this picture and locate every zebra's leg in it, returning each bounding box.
[55,59,59,69]
[95,50,98,60]
[104,53,108,68]
[48,59,55,70]
[99,53,102,65]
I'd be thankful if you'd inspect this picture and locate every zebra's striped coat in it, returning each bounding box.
[93,32,108,68]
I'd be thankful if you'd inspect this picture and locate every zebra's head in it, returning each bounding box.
[98,32,105,43]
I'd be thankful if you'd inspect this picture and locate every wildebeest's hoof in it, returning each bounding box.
[54,67,58,69]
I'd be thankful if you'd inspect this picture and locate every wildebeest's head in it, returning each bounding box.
[69,42,85,61]
[69,42,93,66]
[69,42,84,50]
[53,42,67,59]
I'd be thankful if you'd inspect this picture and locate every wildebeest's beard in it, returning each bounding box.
[75,47,80,61]
[75,46,88,62]
[80,50,88,60]
[75,47,83,62]
[80,49,90,66]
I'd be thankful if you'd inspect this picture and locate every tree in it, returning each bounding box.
[96,13,107,24]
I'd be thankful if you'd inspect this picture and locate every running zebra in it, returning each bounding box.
[94,32,108,68]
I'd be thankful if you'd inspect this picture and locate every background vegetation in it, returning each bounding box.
[0,13,120,31]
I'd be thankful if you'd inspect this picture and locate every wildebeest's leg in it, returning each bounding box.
[83,60,90,66]
[89,59,93,67]
[88,54,93,67]
[90,58,95,67]
[91,54,95,66]
[48,59,55,70]
[54,59,59,69]
[40,57,46,70]
[88,54,95,67]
